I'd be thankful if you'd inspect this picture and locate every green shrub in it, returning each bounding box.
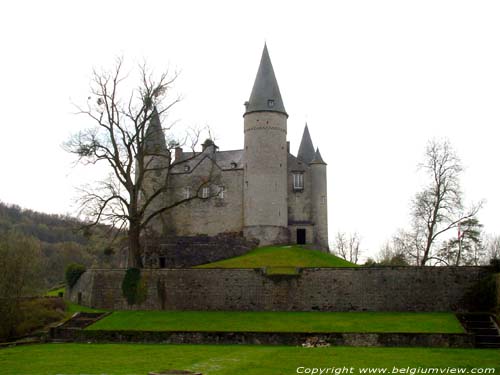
[469,274,498,311]
[65,264,86,288]
[0,298,66,340]
[17,298,66,336]
[490,258,500,272]
[121,268,147,305]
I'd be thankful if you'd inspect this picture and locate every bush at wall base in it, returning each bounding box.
[65,264,86,289]
[121,268,147,305]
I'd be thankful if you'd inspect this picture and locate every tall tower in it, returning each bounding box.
[310,148,329,250]
[243,44,289,245]
[141,107,170,236]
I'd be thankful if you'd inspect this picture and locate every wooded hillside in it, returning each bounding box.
[0,201,121,288]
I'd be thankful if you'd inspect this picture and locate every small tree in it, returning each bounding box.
[65,263,87,288]
[66,58,214,268]
[376,241,409,266]
[482,233,500,262]
[409,140,481,265]
[333,232,362,264]
[436,218,483,265]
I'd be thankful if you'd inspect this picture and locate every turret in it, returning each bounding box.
[310,148,329,251]
[297,124,315,164]
[243,44,289,245]
[141,107,170,235]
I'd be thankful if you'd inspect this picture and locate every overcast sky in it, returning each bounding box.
[1,1,499,259]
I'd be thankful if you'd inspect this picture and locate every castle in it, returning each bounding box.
[68,46,495,318]
[142,45,328,266]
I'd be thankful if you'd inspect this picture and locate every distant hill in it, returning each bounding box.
[196,245,358,268]
[0,201,120,287]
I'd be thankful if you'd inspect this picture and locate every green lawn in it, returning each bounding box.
[45,286,65,297]
[86,311,464,333]
[0,344,498,375]
[66,301,105,314]
[196,245,357,268]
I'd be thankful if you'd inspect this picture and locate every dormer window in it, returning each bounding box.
[293,173,304,191]
[267,99,275,108]
[202,186,210,199]
[184,165,190,172]
[230,162,237,169]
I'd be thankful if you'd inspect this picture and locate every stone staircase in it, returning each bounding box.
[50,312,108,342]
[459,313,500,349]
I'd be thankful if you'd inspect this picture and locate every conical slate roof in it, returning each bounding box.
[297,124,315,164]
[244,44,287,116]
[145,107,167,153]
[310,147,326,165]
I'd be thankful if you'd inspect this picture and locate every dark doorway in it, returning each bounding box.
[77,292,82,305]
[159,256,166,268]
[297,229,306,245]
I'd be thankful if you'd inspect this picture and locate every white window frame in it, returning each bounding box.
[184,186,191,199]
[293,173,304,190]
[202,186,210,198]
[218,186,226,199]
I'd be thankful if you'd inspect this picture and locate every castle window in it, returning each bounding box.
[268,99,275,108]
[202,186,210,198]
[184,165,190,172]
[293,173,304,191]
[218,186,226,199]
[184,186,192,199]
[231,162,237,169]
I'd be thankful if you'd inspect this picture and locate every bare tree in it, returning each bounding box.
[376,239,409,266]
[333,232,362,264]
[66,58,215,268]
[410,140,481,265]
[482,233,500,263]
[391,229,423,265]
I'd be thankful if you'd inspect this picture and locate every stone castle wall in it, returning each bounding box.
[68,266,490,312]
[163,158,245,237]
[143,233,258,268]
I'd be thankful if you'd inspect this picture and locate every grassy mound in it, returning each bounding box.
[195,245,356,268]
[86,311,464,334]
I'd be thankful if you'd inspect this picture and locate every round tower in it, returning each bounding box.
[310,148,329,251]
[243,45,289,245]
[141,107,170,236]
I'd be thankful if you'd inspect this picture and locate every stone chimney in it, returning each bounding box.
[202,139,217,153]
[174,146,183,161]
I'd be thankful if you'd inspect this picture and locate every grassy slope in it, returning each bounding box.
[1,344,499,374]
[86,311,464,333]
[195,245,357,268]
[44,287,104,314]
[45,287,65,297]
[66,302,105,314]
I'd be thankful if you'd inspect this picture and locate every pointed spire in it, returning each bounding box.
[244,44,287,117]
[145,107,167,153]
[310,147,326,165]
[297,123,315,164]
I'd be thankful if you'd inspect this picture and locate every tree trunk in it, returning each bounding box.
[128,224,143,268]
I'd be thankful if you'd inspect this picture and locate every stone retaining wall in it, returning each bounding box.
[68,267,491,312]
[50,328,474,348]
[142,233,258,268]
